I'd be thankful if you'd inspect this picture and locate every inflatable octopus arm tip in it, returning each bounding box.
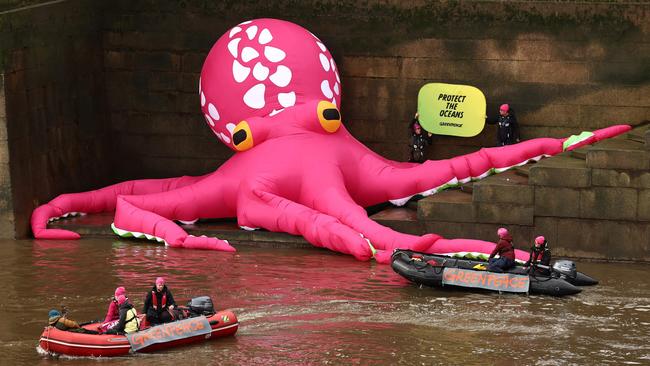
[33,228,81,240]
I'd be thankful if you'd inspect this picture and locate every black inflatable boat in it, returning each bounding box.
[391,250,598,297]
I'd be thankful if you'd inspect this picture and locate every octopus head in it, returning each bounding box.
[199,19,342,152]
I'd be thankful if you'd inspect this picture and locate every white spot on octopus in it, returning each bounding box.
[269,65,292,87]
[227,38,241,58]
[241,47,259,63]
[321,80,333,99]
[208,103,220,121]
[278,91,296,108]
[319,53,330,71]
[252,62,269,81]
[243,83,266,109]
[264,46,286,62]
[232,60,250,83]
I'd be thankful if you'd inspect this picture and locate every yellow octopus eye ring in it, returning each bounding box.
[317,101,341,133]
[233,121,254,151]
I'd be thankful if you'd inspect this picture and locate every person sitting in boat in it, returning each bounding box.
[48,309,98,334]
[487,227,516,273]
[525,236,552,274]
[48,309,80,331]
[98,286,127,333]
[106,295,139,335]
[103,286,126,323]
[143,277,177,325]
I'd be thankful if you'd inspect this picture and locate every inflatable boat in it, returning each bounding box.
[391,250,597,297]
[39,304,238,357]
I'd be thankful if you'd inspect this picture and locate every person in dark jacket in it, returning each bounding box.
[408,112,433,163]
[487,227,516,272]
[525,235,552,274]
[486,104,519,146]
[143,277,177,325]
[106,295,139,334]
[48,309,81,331]
[48,309,98,334]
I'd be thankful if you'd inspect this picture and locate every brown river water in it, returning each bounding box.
[0,238,648,365]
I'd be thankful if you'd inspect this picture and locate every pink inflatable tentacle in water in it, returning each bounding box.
[31,175,210,240]
[114,193,235,251]
[110,174,237,251]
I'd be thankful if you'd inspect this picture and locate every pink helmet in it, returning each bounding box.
[114,286,126,298]
[497,227,509,238]
[535,236,546,246]
[155,277,165,286]
[116,295,127,306]
[499,104,509,112]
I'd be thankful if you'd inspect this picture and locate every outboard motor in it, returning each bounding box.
[187,296,215,316]
[552,260,577,281]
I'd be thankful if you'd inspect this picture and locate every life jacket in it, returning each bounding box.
[124,307,139,334]
[152,290,167,310]
[531,247,551,266]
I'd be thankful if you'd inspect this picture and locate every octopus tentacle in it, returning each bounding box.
[356,138,561,206]
[113,192,235,251]
[237,187,373,261]
[359,125,631,206]
[31,174,211,240]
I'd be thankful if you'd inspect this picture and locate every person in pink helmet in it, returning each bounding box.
[486,103,519,146]
[408,112,433,163]
[98,286,127,333]
[525,235,552,274]
[143,277,177,325]
[487,227,516,272]
[103,286,127,323]
[105,295,139,335]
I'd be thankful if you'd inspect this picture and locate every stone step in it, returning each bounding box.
[460,181,474,193]
[417,189,474,222]
[473,170,532,205]
[626,122,650,148]
[586,138,650,170]
[570,147,588,160]
[529,153,591,187]
[514,164,531,177]
[370,207,424,235]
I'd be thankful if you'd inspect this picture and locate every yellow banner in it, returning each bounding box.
[417,83,486,137]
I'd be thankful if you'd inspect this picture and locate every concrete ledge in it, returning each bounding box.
[473,170,532,204]
[586,139,650,170]
[529,155,591,187]
[417,190,475,222]
[371,207,424,235]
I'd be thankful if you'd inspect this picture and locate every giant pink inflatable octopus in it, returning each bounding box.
[31,19,630,264]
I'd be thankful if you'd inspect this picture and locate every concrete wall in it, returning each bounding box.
[103,0,649,176]
[0,0,109,238]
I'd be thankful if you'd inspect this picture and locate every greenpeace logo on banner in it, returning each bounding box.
[126,316,212,352]
[442,267,530,293]
[417,83,486,137]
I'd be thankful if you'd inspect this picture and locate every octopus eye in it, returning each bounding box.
[317,100,341,133]
[233,121,254,151]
